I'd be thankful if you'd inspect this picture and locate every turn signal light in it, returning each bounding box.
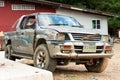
[105,46,112,51]
[60,45,72,49]
[60,45,72,53]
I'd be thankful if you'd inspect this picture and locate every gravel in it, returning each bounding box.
[53,43,120,80]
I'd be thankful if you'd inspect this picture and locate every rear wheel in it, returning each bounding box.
[34,44,57,72]
[85,58,108,73]
[5,45,16,61]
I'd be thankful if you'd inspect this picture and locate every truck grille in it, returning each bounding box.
[74,45,104,53]
[72,33,101,41]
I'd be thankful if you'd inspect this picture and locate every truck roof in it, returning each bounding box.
[21,12,74,19]
[23,12,56,16]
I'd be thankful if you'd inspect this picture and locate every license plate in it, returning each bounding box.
[83,44,96,52]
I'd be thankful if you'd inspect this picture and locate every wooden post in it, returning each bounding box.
[0,31,4,50]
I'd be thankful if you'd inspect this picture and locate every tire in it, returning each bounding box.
[5,45,16,61]
[85,58,108,73]
[34,44,57,72]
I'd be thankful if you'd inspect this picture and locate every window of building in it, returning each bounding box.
[0,1,4,7]
[92,20,101,29]
[12,4,35,10]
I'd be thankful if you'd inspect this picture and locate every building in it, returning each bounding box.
[0,0,114,50]
[0,0,56,32]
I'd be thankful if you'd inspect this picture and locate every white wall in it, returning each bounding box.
[56,8,108,35]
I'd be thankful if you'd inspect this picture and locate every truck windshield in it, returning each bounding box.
[38,14,81,27]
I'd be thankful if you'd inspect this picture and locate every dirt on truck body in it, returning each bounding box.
[4,13,113,72]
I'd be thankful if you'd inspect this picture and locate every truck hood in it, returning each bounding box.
[41,26,101,34]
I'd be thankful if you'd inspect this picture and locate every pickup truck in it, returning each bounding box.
[4,13,113,72]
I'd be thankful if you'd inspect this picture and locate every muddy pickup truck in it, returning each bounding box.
[4,13,113,72]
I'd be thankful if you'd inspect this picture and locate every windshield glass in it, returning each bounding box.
[38,14,81,27]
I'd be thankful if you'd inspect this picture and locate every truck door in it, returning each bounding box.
[14,16,35,54]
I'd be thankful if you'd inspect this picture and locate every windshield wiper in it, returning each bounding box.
[49,24,68,26]
[72,25,82,28]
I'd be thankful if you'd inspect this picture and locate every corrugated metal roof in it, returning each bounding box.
[22,0,114,17]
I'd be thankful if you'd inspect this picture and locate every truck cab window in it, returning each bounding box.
[20,17,27,29]
[25,16,36,29]
[20,16,36,29]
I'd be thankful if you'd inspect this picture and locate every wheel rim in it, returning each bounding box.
[36,51,46,69]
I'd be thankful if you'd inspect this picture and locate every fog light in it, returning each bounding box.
[106,51,111,53]
[61,50,72,53]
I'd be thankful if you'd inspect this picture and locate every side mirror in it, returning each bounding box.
[81,25,84,28]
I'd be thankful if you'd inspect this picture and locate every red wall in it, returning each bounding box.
[0,0,56,32]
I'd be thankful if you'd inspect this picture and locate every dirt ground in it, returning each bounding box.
[53,43,120,80]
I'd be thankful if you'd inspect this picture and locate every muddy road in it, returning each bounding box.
[2,44,119,80]
[53,43,120,80]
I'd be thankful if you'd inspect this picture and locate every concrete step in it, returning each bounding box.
[0,58,53,80]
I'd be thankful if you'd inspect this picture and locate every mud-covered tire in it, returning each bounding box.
[34,44,57,72]
[85,58,108,73]
[5,45,16,61]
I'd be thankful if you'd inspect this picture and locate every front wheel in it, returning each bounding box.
[85,58,108,73]
[34,44,57,72]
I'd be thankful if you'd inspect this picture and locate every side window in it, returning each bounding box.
[25,16,36,29]
[92,20,101,29]
[20,17,27,29]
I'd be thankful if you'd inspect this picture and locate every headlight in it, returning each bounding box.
[49,30,65,40]
[57,33,65,40]
[103,35,109,42]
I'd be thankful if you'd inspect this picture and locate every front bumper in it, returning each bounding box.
[47,41,113,59]
[52,53,113,59]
